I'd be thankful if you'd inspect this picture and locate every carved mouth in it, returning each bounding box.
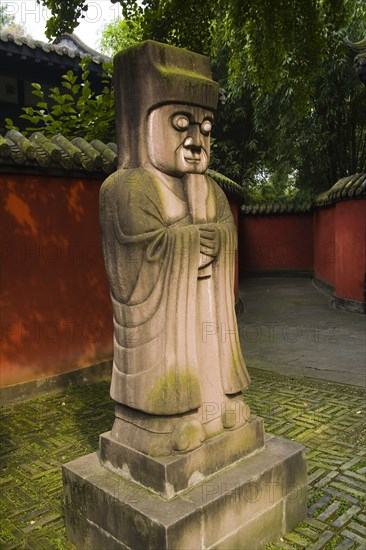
[180,147,208,169]
[184,157,201,163]
[184,151,202,163]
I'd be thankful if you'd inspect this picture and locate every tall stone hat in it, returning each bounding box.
[113,40,220,168]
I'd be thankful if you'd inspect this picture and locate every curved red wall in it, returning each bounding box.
[314,201,366,302]
[1,174,113,387]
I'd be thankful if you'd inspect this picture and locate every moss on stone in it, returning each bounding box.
[147,369,201,414]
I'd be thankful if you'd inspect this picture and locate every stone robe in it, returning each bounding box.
[100,167,249,415]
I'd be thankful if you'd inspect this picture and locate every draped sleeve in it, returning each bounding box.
[100,168,203,414]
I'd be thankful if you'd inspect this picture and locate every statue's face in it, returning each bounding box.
[147,104,213,177]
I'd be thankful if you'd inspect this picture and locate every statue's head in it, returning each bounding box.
[113,41,219,173]
[146,103,213,176]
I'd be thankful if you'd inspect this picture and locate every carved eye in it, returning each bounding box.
[172,114,190,131]
[201,120,212,135]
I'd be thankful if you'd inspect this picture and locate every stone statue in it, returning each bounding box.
[100,41,250,456]
[65,42,306,550]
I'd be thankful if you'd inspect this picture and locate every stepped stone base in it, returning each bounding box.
[63,433,307,550]
[100,416,265,498]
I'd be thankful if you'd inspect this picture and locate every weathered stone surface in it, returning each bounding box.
[285,485,309,531]
[212,500,284,550]
[63,453,202,550]
[63,434,307,550]
[100,416,265,497]
[187,434,307,548]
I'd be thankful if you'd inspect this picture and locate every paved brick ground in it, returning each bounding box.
[1,368,365,549]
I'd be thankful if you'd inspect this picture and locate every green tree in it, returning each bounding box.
[245,1,366,200]
[35,0,89,38]
[5,59,115,142]
[38,0,344,104]
[99,17,143,56]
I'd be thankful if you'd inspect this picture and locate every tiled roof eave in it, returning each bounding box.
[0,131,246,201]
[0,131,118,176]
[241,204,313,216]
[0,157,109,179]
[314,173,366,207]
[0,31,111,67]
[241,173,366,215]
[206,169,246,201]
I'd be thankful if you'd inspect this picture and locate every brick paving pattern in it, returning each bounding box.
[1,369,365,549]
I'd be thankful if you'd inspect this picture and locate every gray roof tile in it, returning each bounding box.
[0,31,110,65]
[0,131,118,174]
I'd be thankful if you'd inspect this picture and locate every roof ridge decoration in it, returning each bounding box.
[345,37,366,85]
[54,33,106,59]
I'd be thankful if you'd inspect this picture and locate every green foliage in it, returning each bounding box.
[36,0,89,39]
[39,0,338,102]
[208,0,366,202]
[137,0,217,56]
[217,0,326,106]
[99,17,143,56]
[6,59,115,142]
[0,5,15,28]
[248,2,366,199]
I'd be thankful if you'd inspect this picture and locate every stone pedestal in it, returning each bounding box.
[100,416,265,499]
[63,424,307,550]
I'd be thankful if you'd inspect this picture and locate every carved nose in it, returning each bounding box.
[183,135,201,151]
[187,123,203,145]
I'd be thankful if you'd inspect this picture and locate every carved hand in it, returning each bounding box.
[198,226,220,258]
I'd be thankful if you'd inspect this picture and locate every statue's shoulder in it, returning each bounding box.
[205,171,229,203]
[101,167,153,190]
[101,168,157,201]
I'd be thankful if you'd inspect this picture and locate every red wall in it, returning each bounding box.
[1,174,113,387]
[241,201,365,307]
[314,201,366,302]
[313,207,336,287]
[239,214,314,274]
[335,201,366,302]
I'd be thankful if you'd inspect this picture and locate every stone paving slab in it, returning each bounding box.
[239,278,366,388]
[1,369,365,549]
